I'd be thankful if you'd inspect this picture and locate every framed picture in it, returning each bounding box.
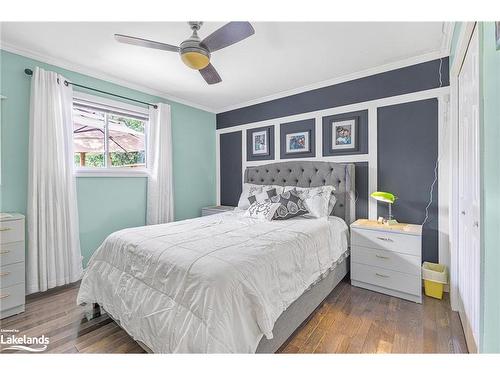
[496,22,500,50]
[331,118,357,150]
[285,131,310,154]
[252,130,268,155]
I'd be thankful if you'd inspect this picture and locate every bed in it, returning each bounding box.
[77,161,355,353]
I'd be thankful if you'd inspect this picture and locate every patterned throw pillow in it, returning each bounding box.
[248,188,277,205]
[270,190,309,220]
[237,183,284,210]
[283,185,334,218]
[244,201,281,221]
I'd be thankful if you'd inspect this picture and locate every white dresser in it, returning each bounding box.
[0,213,26,319]
[350,219,422,303]
[201,205,235,217]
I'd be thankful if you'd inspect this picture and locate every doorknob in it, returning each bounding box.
[474,221,479,227]
[461,211,466,215]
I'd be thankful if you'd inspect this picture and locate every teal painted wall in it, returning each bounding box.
[0,50,216,265]
[479,22,500,353]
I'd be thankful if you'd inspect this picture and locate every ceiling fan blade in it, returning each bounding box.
[114,34,179,52]
[199,63,222,85]
[200,22,255,52]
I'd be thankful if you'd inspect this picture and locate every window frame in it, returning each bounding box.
[72,92,150,178]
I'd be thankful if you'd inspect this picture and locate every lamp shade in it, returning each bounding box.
[370,191,396,204]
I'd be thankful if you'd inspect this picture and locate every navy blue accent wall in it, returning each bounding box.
[217,59,447,262]
[354,162,369,219]
[220,131,242,206]
[217,58,449,129]
[377,99,439,262]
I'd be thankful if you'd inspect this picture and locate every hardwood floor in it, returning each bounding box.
[0,278,468,354]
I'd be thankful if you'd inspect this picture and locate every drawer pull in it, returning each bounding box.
[375,254,390,260]
[0,250,10,255]
[376,236,393,242]
[0,293,10,299]
[0,227,12,232]
[375,272,389,278]
[0,271,11,277]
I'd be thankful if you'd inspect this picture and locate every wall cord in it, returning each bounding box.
[422,57,447,226]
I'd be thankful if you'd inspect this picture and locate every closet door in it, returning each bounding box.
[457,25,480,353]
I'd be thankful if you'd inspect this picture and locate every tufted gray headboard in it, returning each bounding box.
[244,161,356,224]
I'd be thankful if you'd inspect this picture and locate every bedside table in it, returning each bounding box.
[350,219,422,303]
[201,205,235,217]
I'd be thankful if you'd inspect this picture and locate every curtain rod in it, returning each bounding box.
[24,68,158,109]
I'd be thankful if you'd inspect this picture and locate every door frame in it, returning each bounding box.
[449,21,480,353]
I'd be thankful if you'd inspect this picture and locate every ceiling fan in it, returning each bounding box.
[114,21,255,85]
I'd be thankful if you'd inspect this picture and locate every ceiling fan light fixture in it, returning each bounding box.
[115,21,255,84]
[181,51,210,70]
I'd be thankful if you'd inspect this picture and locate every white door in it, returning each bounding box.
[457,25,480,353]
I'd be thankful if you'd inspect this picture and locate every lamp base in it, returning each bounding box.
[378,216,398,225]
[384,219,398,226]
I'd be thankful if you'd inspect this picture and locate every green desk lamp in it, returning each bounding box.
[371,191,398,225]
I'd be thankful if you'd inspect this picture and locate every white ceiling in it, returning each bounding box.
[0,22,448,112]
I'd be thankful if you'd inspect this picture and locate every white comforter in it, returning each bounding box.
[77,211,349,353]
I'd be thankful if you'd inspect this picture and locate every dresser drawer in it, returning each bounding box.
[0,241,25,267]
[351,245,421,276]
[0,263,25,289]
[351,228,421,256]
[0,283,25,311]
[351,262,421,296]
[0,219,25,244]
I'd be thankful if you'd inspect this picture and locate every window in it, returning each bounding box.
[72,94,149,175]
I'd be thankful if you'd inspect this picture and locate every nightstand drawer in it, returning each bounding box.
[0,263,25,289]
[351,228,421,256]
[0,283,25,311]
[351,262,421,296]
[0,219,25,244]
[0,241,25,267]
[351,246,421,276]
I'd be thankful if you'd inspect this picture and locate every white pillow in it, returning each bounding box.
[244,201,281,221]
[283,185,335,218]
[237,183,284,210]
[328,194,337,215]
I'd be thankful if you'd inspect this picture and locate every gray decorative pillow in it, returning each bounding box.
[270,190,309,220]
[248,188,277,205]
[244,201,281,221]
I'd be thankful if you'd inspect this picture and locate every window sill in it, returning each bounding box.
[75,168,150,178]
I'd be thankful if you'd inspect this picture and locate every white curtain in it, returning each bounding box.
[27,67,83,294]
[146,103,174,225]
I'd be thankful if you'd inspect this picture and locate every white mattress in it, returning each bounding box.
[77,211,349,353]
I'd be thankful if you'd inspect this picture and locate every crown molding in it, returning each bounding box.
[216,49,449,114]
[0,42,216,113]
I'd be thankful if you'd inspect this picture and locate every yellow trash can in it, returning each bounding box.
[422,262,448,300]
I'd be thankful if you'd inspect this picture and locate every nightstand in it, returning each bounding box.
[1,213,26,319]
[201,205,235,217]
[350,219,422,303]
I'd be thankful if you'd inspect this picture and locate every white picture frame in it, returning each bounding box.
[252,130,268,155]
[331,119,357,150]
[285,131,310,154]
